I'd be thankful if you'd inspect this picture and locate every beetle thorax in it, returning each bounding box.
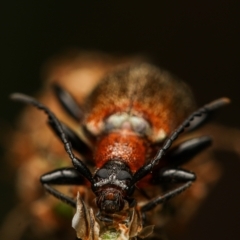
[94,131,148,172]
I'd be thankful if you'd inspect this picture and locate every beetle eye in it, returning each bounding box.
[96,169,109,178]
[116,170,132,180]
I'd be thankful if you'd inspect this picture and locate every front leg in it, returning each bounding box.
[40,167,86,208]
[141,168,195,212]
[157,168,196,183]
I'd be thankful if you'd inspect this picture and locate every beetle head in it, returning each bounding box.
[93,160,133,213]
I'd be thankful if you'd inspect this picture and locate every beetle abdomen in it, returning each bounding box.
[84,63,195,142]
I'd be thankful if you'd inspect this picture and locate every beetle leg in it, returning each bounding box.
[141,168,195,212]
[10,93,94,184]
[40,167,86,208]
[42,183,76,208]
[129,98,230,191]
[53,84,83,121]
[48,120,93,160]
[41,167,86,185]
[140,181,192,213]
[166,135,212,167]
[158,168,196,183]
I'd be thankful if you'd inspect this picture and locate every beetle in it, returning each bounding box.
[11,63,229,239]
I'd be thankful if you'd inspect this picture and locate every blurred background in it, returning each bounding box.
[0,1,240,240]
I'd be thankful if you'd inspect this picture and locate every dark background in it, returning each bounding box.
[0,1,240,239]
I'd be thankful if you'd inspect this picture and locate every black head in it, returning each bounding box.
[93,160,133,213]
